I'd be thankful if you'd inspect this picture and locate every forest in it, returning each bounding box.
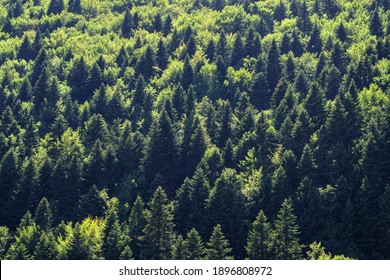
[0,0,389,260]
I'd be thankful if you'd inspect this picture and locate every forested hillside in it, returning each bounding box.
[0,0,389,260]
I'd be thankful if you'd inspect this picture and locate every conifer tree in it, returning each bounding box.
[266,40,281,92]
[142,109,179,196]
[141,187,175,260]
[34,232,58,259]
[128,196,146,259]
[103,209,122,260]
[304,82,326,130]
[182,56,194,90]
[370,9,383,37]
[172,235,186,260]
[206,224,233,260]
[272,198,303,260]
[34,197,52,231]
[231,32,244,68]
[183,228,205,260]
[47,0,64,15]
[274,0,287,22]
[207,168,246,256]
[246,210,272,259]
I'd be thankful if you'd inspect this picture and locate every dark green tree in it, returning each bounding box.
[272,198,303,259]
[266,40,281,92]
[206,224,233,260]
[246,210,272,259]
[141,187,175,260]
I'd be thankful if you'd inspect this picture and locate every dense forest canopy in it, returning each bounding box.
[0,0,389,260]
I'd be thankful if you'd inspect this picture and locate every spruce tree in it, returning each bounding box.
[206,224,233,260]
[47,0,64,15]
[370,9,383,37]
[183,228,205,260]
[34,232,58,259]
[246,210,272,259]
[142,109,179,196]
[272,198,303,260]
[266,40,281,92]
[34,197,52,231]
[141,187,175,260]
[128,196,146,259]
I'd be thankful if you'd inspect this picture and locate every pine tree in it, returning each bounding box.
[136,45,155,80]
[336,22,348,42]
[205,39,215,62]
[272,198,303,260]
[68,0,82,14]
[67,223,92,260]
[297,0,312,33]
[298,145,317,180]
[206,224,233,260]
[246,210,272,259]
[68,56,89,101]
[141,187,175,260]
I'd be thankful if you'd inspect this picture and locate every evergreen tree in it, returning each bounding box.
[156,39,168,70]
[182,56,194,90]
[183,228,205,260]
[303,82,326,130]
[163,15,172,36]
[103,209,122,260]
[142,109,179,196]
[231,32,244,68]
[34,232,58,259]
[47,0,64,15]
[246,210,272,259]
[18,36,33,61]
[274,0,287,22]
[266,40,281,92]
[141,187,175,260]
[34,197,52,231]
[207,168,246,257]
[206,224,233,260]
[272,198,303,260]
[128,196,146,259]
[370,9,383,37]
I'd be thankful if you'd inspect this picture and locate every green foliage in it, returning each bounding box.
[0,0,387,261]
